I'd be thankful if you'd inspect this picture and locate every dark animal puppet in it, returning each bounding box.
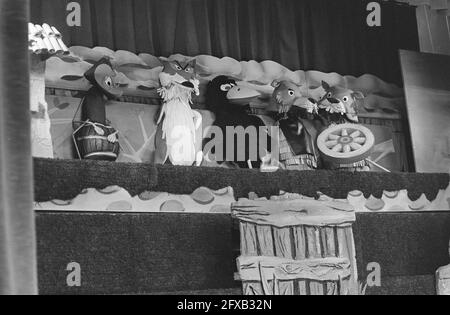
[82,57,123,124]
[205,76,270,168]
[74,58,123,161]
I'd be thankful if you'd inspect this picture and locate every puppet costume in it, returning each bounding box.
[204,76,269,169]
[155,59,202,166]
[269,80,319,170]
[277,113,318,170]
[73,58,122,161]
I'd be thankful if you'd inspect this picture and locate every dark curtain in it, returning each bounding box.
[30,0,419,85]
[0,0,38,294]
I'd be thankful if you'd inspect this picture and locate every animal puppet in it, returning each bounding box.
[269,80,319,170]
[204,76,270,169]
[154,58,202,166]
[316,81,370,171]
[270,80,318,116]
[73,58,123,161]
[317,81,364,124]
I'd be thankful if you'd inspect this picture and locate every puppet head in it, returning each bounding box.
[319,81,364,122]
[84,57,123,99]
[205,76,261,112]
[270,80,317,115]
[158,58,200,96]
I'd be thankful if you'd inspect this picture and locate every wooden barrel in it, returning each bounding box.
[233,198,358,295]
[74,122,120,161]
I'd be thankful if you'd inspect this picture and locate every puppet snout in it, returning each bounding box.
[327,97,340,104]
[182,81,194,88]
[226,85,261,104]
[346,113,359,122]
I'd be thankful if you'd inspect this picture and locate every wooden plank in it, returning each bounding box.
[256,225,274,294]
[336,227,358,295]
[325,282,339,295]
[322,227,339,295]
[256,225,274,256]
[293,226,308,295]
[305,226,325,295]
[273,227,294,295]
[345,227,359,295]
[321,227,337,257]
[240,222,262,294]
[240,223,258,256]
[232,199,355,228]
[237,256,351,282]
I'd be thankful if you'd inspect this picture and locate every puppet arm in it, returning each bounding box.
[192,110,202,130]
[156,103,167,125]
[293,97,318,115]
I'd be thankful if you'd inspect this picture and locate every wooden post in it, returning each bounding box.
[436,239,450,295]
[30,54,54,158]
[29,23,69,158]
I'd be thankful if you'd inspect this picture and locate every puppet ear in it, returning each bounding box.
[271,80,281,88]
[352,91,365,100]
[321,81,330,90]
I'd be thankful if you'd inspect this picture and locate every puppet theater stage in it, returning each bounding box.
[22,0,450,295]
[34,159,450,295]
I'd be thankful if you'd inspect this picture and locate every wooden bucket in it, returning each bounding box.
[232,198,358,295]
[73,121,120,161]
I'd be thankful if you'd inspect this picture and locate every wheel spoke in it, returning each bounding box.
[350,143,362,151]
[343,145,351,153]
[341,129,348,136]
[325,140,338,148]
[350,130,361,138]
[332,144,343,152]
[328,134,340,140]
[353,137,366,144]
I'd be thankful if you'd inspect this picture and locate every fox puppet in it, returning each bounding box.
[154,58,203,166]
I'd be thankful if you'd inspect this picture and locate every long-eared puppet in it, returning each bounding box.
[269,80,319,170]
[316,81,369,171]
[154,58,202,166]
[73,57,123,161]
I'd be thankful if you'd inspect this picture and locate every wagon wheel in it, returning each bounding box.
[317,123,375,165]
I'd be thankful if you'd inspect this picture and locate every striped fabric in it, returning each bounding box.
[278,130,317,170]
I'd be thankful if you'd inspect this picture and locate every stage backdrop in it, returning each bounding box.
[30,0,419,85]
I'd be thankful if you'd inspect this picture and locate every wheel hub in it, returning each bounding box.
[338,136,353,145]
